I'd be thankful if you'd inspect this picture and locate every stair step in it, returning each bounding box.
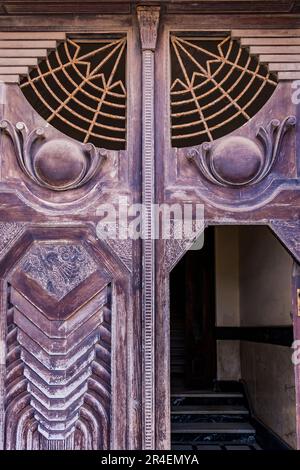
[171,391,243,398]
[171,405,249,415]
[171,422,255,434]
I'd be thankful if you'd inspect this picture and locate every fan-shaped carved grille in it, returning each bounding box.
[170,34,277,148]
[20,36,127,150]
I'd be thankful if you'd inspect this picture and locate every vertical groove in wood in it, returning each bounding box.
[0,83,5,181]
[142,49,155,450]
[292,263,300,450]
[137,5,160,450]
[0,280,7,450]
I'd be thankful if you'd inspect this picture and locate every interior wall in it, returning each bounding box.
[239,226,296,449]
[241,341,296,448]
[215,226,241,380]
[239,226,293,327]
[215,226,240,327]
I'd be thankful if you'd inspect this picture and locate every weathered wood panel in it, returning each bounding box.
[0,4,299,452]
[155,16,300,450]
[0,11,142,451]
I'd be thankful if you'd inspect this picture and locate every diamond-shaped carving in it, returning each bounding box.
[0,222,25,260]
[20,244,98,300]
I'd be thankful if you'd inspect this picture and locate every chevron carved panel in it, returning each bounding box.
[4,242,111,450]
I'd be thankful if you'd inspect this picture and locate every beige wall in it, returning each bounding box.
[214,225,296,448]
[215,226,240,327]
[215,226,240,380]
[241,342,296,448]
[239,226,293,326]
[217,340,241,381]
[238,226,295,448]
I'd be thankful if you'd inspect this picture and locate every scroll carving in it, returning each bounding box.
[0,120,107,191]
[187,116,296,187]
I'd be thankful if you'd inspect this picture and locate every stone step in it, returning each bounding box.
[171,422,255,434]
[171,405,249,415]
[171,391,243,398]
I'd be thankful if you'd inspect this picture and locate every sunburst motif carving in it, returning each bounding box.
[170,34,277,147]
[20,36,127,150]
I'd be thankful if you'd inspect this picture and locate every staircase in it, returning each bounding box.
[170,317,185,389]
[171,388,262,450]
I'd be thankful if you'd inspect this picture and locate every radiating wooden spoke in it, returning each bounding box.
[170,34,277,147]
[21,36,127,150]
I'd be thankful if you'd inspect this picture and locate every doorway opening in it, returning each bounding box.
[170,225,296,451]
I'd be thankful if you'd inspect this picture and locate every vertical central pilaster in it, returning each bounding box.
[137,5,160,450]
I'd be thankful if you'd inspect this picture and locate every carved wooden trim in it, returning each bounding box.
[103,238,133,273]
[0,222,26,261]
[292,262,300,448]
[0,279,7,450]
[137,6,160,51]
[137,5,160,450]
[0,120,107,191]
[6,287,111,450]
[1,237,113,449]
[5,283,111,449]
[0,32,65,83]
[163,219,205,273]
[232,29,300,80]
[270,220,300,263]
[186,116,296,187]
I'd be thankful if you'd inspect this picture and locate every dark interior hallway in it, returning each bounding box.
[170,226,296,451]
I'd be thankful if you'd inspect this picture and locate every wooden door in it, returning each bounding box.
[0,15,142,450]
[0,4,299,452]
[154,12,300,450]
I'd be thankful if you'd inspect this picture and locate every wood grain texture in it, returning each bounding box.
[137,5,160,450]
[0,6,299,452]
[155,17,300,450]
[5,283,111,449]
[0,1,298,16]
[0,9,141,450]
[0,32,64,83]
[0,226,134,449]
[0,66,28,74]
[0,40,57,48]
[2,236,112,449]
[278,71,300,79]
[0,32,66,40]
[0,74,18,82]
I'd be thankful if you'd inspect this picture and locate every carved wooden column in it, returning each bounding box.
[0,279,6,450]
[137,5,160,450]
[292,262,300,449]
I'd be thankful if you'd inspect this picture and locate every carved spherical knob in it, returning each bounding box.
[211,136,263,185]
[34,139,86,189]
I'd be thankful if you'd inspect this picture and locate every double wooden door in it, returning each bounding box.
[0,6,299,451]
